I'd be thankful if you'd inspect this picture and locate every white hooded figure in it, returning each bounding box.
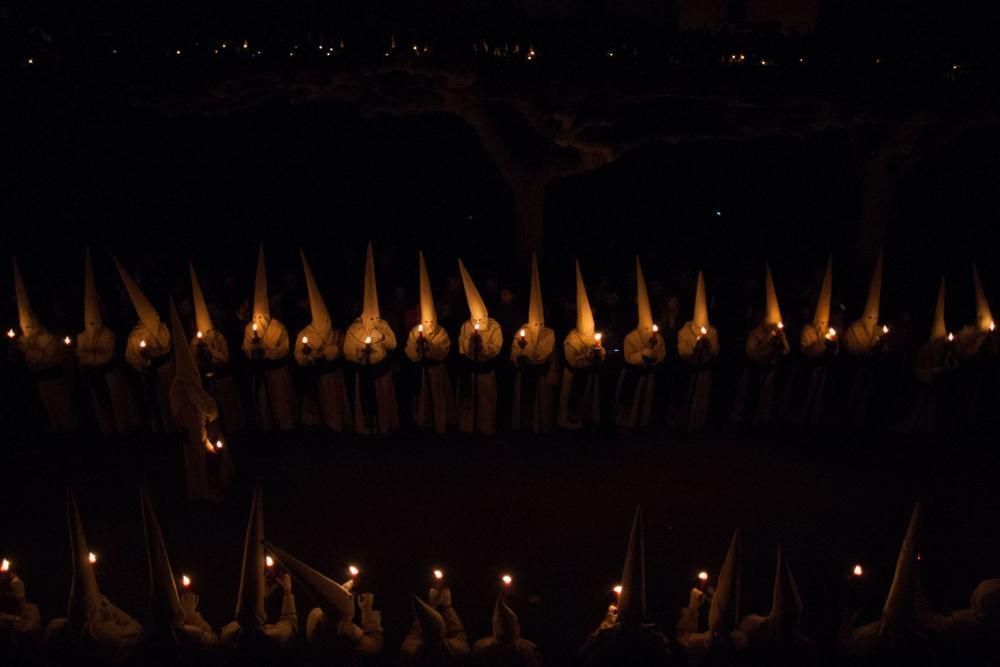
[132,487,218,661]
[844,252,886,355]
[510,253,557,433]
[558,261,606,430]
[399,588,470,666]
[797,257,838,425]
[580,507,671,666]
[10,258,79,432]
[188,262,244,434]
[956,264,996,360]
[168,299,232,502]
[837,504,926,662]
[294,250,351,432]
[263,541,384,662]
[842,253,888,425]
[0,559,42,663]
[405,252,454,433]
[114,255,173,432]
[733,265,789,426]
[738,547,815,664]
[614,257,666,430]
[44,490,142,665]
[953,264,998,426]
[473,598,543,667]
[908,279,957,432]
[677,530,748,665]
[76,249,138,436]
[344,243,399,435]
[916,577,1000,660]
[677,271,719,432]
[456,259,503,435]
[241,245,298,431]
[221,486,298,655]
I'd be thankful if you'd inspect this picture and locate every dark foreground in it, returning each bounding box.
[2,425,999,664]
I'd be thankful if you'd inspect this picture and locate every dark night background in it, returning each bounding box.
[3,1,1000,664]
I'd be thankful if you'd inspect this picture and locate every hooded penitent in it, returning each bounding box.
[66,490,100,629]
[814,256,833,331]
[412,595,447,642]
[862,252,883,335]
[694,271,709,331]
[301,250,331,334]
[261,541,354,624]
[492,598,520,643]
[769,547,802,641]
[13,259,41,338]
[618,506,646,627]
[882,504,921,627]
[635,257,653,332]
[362,242,380,333]
[83,249,101,336]
[253,244,270,329]
[235,486,266,630]
[930,278,947,342]
[114,256,162,333]
[765,265,783,327]
[189,263,214,336]
[170,299,202,390]
[575,260,596,339]
[139,487,184,631]
[709,530,742,635]
[458,259,488,325]
[528,253,544,331]
[419,251,436,331]
[973,264,994,331]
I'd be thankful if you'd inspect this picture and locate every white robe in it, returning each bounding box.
[16,330,78,432]
[614,328,666,430]
[192,330,245,434]
[733,323,789,426]
[125,320,173,432]
[169,381,229,501]
[456,319,502,435]
[295,325,351,432]
[242,319,297,431]
[509,325,556,433]
[557,330,605,429]
[76,327,138,436]
[405,325,453,434]
[344,320,399,435]
[677,322,719,433]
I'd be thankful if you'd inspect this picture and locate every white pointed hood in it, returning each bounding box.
[169,299,201,389]
[262,541,354,622]
[693,271,709,330]
[412,594,446,641]
[709,529,741,635]
[528,253,544,330]
[931,278,947,341]
[575,260,595,338]
[765,265,783,326]
[139,486,184,630]
[235,485,266,629]
[862,252,883,333]
[114,255,161,332]
[252,244,270,327]
[418,252,436,330]
[635,257,653,332]
[769,546,802,639]
[492,597,520,643]
[12,259,41,337]
[189,263,214,336]
[458,259,488,324]
[66,489,101,627]
[362,242,380,332]
[300,250,331,333]
[973,264,993,332]
[882,504,921,626]
[814,256,833,330]
[83,249,102,334]
[618,506,646,626]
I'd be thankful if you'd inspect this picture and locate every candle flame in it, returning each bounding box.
[474,322,481,331]
[777,322,785,330]
[1,558,10,572]
[501,574,512,586]
[418,324,424,333]
[991,322,996,332]
[215,439,223,450]
[613,584,622,595]
[364,336,372,345]
[139,339,147,349]
[252,323,258,332]
[433,569,444,580]
[594,333,603,343]
[349,565,360,577]
[700,326,708,335]
[698,571,709,581]
[302,336,309,345]
[519,328,526,338]
[882,325,889,334]
[64,336,72,345]
[852,564,863,577]
[265,556,274,568]
[181,574,191,588]
[196,330,203,339]
[6,329,15,339]
[948,332,955,342]
[88,552,97,564]
[652,324,659,333]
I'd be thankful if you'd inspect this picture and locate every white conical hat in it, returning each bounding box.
[66,489,100,627]
[458,259,488,322]
[636,257,653,331]
[412,595,446,640]
[139,486,184,630]
[528,253,544,329]
[419,251,436,328]
[263,541,354,622]
[769,546,802,639]
[12,258,40,335]
[931,278,947,341]
[300,250,331,332]
[362,242,379,325]
[862,252,883,332]
[169,299,201,389]
[813,256,833,330]
[113,255,161,331]
[575,260,595,336]
[83,249,102,333]
[235,485,266,628]
[189,263,214,335]
[973,264,993,331]
[883,504,921,626]
[618,506,646,626]
[765,265,783,326]
[253,244,270,322]
[709,529,741,634]
[492,597,520,642]
[693,271,709,329]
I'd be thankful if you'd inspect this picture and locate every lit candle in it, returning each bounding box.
[947,332,955,342]
[519,328,526,339]
[594,332,603,348]
[417,324,424,336]
[825,327,837,341]
[64,336,72,346]
[181,574,191,588]
[196,330,203,339]
[349,565,360,588]
[251,322,259,338]
[265,555,275,568]
[364,336,372,345]
[613,584,622,597]
[139,339,147,349]
[88,552,98,564]
[882,325,890,335]
[698,571,709,583]
[301,336,309,345]
[473,322,481,333]
[991,322,996,332]
[6,329,15,340]
[700,326,708,336]
[652,324,659,333]
[852,564,863,577]
[215,439,223,450]
[433,569,444,588]
[1,558,10,572]
[777,322,784,330]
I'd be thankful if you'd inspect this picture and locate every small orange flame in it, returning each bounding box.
[1,558,10,572]
[852,564,863,577]
[698,571,709,581]
[181,574,191,588]
[88,552,97,564]
[433,569,444,580]
[349,565,360,577]
[265,556,274,568]
[652,324,659,333]
[139,339,147,349]
[6,329,15,339]
[196,330,203,339]
[613,584,622,595]
[501,574,512,586]
[364,336,372,345]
